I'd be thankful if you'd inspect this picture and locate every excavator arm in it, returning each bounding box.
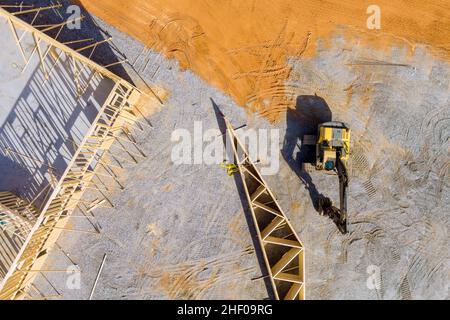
[313,121,350,234]
[335,150,349,233]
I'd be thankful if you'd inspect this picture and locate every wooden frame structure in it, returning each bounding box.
[0,192,37,279]
[0,6,144,299]
[224,117,305,300]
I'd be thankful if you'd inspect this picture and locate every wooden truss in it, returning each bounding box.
[0,192,38,279]
[224,118,305,300]
[0,6,125,86]
[0,7,144,299]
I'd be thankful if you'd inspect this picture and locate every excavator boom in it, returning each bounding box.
[335,151,349,233]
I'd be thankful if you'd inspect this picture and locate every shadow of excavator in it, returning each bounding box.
[282,95,346,231]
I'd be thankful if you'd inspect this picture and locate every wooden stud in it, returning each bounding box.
[11,4,62,16]
[7,18,28,64]
[89,254,107,300]
[32,32,49,79]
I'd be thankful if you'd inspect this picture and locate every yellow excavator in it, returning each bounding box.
[305,121,350,234]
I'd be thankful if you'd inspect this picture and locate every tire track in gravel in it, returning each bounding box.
[140,246,256,299]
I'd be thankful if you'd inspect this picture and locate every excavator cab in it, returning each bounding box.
[315,121,350,234]
[316,121,350,171]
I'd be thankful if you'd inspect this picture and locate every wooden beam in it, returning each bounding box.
[52,226,99,235]
[76,38,112,53]
[41,15,85,33]
[252,201,284,218]
[32,32,49,79]
[17,269,79,273]
[63,38,94,46]
[284,283,303,300]
[103,59,128,68]
[89,254,107,300]
[0,5,34,8]
[11,4,62,16]
[7,18,28,64]
[271,248,301,277]
[263,236,302,248]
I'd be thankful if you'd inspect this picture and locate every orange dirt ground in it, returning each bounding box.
[77,0,450,122]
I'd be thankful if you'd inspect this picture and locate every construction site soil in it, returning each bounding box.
[77,0,450,122]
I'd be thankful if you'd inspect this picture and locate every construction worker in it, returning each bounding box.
[220,161,239,176]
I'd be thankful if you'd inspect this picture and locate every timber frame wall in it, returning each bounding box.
[0,192,37,279]
[224,117,305,300]
[0,6,143,299]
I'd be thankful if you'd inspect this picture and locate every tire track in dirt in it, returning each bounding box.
[399,274,413,300]
[78,0,450,124]
[348,140,384,201]
[191,266,255,299]
[421,105,450,147]
[232,27,310,122]
[340,226,384,264]
[138,246,256,299]
[349,201,448,299]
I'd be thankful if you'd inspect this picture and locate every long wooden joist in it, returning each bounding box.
[0,192,37,279]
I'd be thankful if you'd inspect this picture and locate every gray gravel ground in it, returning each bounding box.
[6,3,448,300]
